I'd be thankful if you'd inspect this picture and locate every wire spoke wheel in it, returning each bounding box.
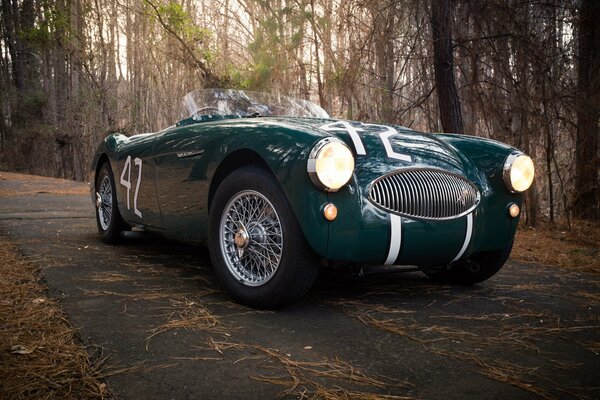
[219,190,283,286]
[95,162,127,243]
[97,175,113,231]
[209,166,319,308]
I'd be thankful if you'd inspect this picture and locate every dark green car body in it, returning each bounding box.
[90,114,522,268]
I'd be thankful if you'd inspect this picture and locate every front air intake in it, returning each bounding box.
[368,168,480,221]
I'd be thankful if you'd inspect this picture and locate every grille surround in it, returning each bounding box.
[368,168,480,221]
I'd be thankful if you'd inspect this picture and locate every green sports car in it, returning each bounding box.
[90,89,534,308]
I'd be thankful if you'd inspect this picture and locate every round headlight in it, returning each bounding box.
[503,153,534,193]
[307,138,354,192]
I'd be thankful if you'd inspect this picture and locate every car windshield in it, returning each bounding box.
[181,89,329,119]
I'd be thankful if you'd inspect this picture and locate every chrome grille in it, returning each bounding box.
[369,169,480,220]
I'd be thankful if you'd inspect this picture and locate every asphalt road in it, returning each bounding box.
[0,173,598,400]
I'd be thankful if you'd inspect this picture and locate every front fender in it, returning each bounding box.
[89,133,127,203]
[202,120,332,257]
[435,134,524,253]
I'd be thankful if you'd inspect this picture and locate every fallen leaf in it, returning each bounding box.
[10,345,33,355]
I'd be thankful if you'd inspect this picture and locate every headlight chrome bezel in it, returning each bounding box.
[503,152,535,193]
[307,138,355,192]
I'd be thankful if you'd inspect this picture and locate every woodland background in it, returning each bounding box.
[0,0,598,225]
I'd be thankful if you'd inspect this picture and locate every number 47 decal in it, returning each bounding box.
[120,155,143,218]
[320,121,412,162]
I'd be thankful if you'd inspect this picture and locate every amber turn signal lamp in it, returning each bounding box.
[508,203,520,218]
[323,203,338,221]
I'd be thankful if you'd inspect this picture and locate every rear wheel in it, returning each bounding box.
[95,162,127,244]
[208,165,319,309]
[424,242,513,285]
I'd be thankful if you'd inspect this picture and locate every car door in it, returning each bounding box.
[153,125,213,243]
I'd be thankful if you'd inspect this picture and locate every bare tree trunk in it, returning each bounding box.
[309,0,325,108]
[574,0,600,220]
[373,2,395,122]
[1,0,25,92]
[54,0,67,123]
[322,0,334,110]
[431,0,463,133]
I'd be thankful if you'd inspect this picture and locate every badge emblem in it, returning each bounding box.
[456,188,469,207]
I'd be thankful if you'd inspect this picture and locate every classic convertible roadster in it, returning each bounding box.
[91,89,534,308]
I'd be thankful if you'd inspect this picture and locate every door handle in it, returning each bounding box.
[176,149,205,158]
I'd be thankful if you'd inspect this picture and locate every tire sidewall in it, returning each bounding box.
[95,162,124,243]
[455,242,512,284]
[426,243,513,285]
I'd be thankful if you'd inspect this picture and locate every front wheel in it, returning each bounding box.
[208,166,319,309]
[424,242,513,285]
[95,162,127,244]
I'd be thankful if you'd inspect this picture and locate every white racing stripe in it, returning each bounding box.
[319,121,366,155]
[384,214,402,265]
[452,213,473,262]
[379,129,412,162]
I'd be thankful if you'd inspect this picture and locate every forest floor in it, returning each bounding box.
[0,171,598,399]
[513,220,600,275]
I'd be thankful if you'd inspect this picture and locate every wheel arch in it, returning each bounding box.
[208,149,272,213]
[94,153,111,184]
[206,145,330,258]
[90,150,112,204]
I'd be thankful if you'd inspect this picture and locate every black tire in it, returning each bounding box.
[424,242,513,285]
[208,165,319,309]
[95,162,127,244]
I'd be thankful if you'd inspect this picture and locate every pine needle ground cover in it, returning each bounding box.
[0,235,111,399]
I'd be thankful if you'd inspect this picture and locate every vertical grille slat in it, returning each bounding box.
[410,172,420,217]
[388,175,399,212]
[422,171,433,218]
[418,172,428,217]
[396,173,409,217]
[425,171,439,219]
[440,172,453,218]
[412,171,422,217]
[451,174,461,216]
[368,168,480,221]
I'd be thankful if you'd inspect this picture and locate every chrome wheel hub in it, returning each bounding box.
[234,228,250,250]
[219,190,283,287]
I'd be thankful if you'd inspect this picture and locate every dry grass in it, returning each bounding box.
[145,298,228,350]
[0,235,111,399]
[512,220,600,274]
[577,340,600,356]
[86,272,134,283]
[0,171,87,197]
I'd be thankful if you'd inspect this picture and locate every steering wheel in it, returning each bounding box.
[191,106,221,117]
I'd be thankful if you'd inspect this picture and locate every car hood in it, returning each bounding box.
[169,115,485,188]
[263,117,477,180]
